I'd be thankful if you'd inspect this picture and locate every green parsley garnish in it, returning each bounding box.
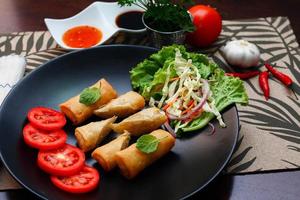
[79,87,101,106]
[117,0,195,32]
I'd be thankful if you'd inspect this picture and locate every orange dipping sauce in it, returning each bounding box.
[62,25,102,48]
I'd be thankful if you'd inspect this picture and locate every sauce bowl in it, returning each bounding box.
[44,2,145,50]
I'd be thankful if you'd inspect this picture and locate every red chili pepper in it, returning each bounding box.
[225,71,260,79]
[264,63,293,86]
[259,71,270,100]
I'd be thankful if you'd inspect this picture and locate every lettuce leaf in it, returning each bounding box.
[130,45,248,135]
[186,52,217,79]
[181,68,248,132]
[149,45,186,65]
[130,59,159,93]
[141,59,177,100]
[130,45,184,99]
[130,45,218,100]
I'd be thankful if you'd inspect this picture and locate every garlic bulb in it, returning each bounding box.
[222,40,260,68]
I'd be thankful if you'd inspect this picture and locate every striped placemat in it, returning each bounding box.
[0,16,299,189]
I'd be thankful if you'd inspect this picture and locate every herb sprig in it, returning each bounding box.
[118,0,195,32]
[79,87,101,106]
[136,134,167,153]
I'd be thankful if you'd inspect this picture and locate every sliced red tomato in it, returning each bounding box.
[51,165,100,193]
[23,123,67,150]
[37,144,85,176]
[27,107,66,131]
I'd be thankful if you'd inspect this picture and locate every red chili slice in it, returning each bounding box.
[225,71,260,79]
[23,123,67,150]
[259,71,270,100]
[265,63,293,86]
[37,144,85,176]
[27,107,66,131]
[51,165,100,193]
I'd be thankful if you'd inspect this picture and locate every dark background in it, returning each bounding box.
[0,0,299,38]
[0,0,299,199]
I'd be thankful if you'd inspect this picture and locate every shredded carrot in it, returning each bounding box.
[183,109,203,123]
[169,77,180,82]
[181,100,195,115]
[162,98,177,111]
[162,103,170,111]
[187,100,195,107]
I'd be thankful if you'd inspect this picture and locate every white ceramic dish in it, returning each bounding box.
[44,2,145,50]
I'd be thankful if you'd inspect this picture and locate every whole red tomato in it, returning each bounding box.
[187,5,222,47]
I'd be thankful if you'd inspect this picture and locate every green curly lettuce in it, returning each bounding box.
[181,68,248,133]
[130,45,248,135]
[130,45,184,98]
[130,45,218,100]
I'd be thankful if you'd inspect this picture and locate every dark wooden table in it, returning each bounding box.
[0,0,299,199]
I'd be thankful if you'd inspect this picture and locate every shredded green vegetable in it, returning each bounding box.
[130,45,248,136]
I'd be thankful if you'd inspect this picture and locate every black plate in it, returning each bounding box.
[0,45,239,200]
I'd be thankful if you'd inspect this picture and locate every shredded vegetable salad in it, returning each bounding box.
[131,45,248,136]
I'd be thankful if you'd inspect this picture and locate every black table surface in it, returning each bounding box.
[0,0,299,199]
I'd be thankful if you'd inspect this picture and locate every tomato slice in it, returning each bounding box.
[27,107,66,131]
[51,165,100,193]
[23,123,67,150]
[37,144,85,176]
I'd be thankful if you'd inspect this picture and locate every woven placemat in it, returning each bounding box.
[0,16,299,190]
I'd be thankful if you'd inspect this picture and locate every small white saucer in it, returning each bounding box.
[44,2,145,50]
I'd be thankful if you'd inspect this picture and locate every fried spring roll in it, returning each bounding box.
[115,129,175,179]
[93,91,145,118]
[75,116,117,152]
[60,79,117,125]
[92,131,131,171]
[110,107,167,136]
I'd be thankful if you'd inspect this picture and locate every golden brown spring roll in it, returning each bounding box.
[115,129,175,179]
[60,78,118,125]
[93,91,145,118]
[110,107,167,136]
[92,131,131,171]
[75,116,117,152]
